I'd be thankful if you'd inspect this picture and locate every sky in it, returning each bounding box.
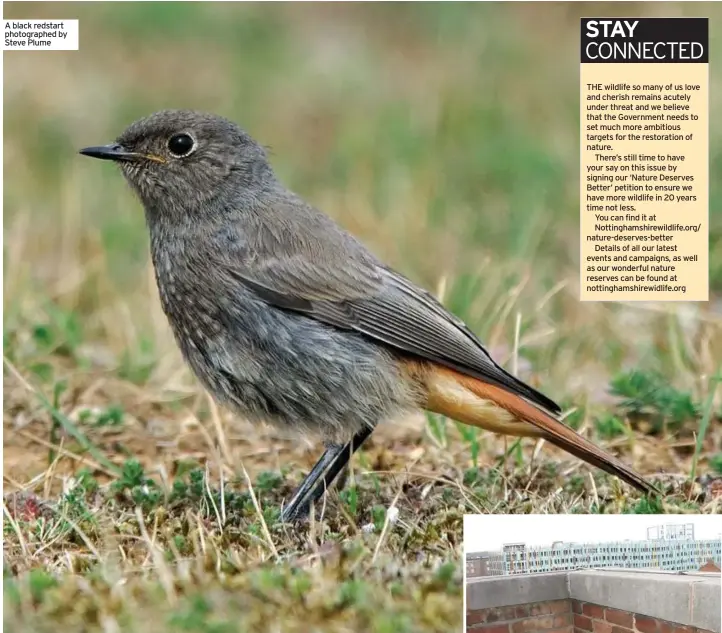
[464,515,722,553]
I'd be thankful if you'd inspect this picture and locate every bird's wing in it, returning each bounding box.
[221,206,561,415]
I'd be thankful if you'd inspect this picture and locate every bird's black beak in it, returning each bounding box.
[79,143,140,162]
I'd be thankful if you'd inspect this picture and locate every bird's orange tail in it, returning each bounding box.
[424,366,656,494]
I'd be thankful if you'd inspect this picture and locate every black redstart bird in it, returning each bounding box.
[80,110,656,520]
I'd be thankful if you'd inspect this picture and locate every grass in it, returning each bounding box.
[3,3,722,632]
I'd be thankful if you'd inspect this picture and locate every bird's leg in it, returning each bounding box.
[281,425,374,522]
[281,444,345,522]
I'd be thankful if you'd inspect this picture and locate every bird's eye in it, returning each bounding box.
[167,133,195,157]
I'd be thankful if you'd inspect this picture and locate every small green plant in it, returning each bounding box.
[494,438,524,471]
[27,568,58,604]
[373,613,413,633]
[426,412,448,446]
[118,336,157,384]
[262,505,280,526]
[462,467,482,488]
[562,406,585,431]
[690,370,721,482]
[566,474,587,495]
[113,459,154,491]
[249,567,288,594]
[709,453,722,475]
[610,369,699,432]
[254,470,283,493]
[336,579,368,609]
[287,569,312,601]
[170,468,251,517]
[168,594,236,633]
[356,451,382,495]
[427,561,458,595]
[77,404,124,427]
[59,480,96,525]
[29,361,54,382]
[371,505,386,532]
[630,495,664,514]
[172,534,189,555]
[3,576,21,607]
[31,303,84,358]
[31,379,120,475]
[339,485,359,517]
[456,423,481,467]
[48,379,67,465]
[594,413,627,440]
[75,467,100,494]
[112,459,162,509]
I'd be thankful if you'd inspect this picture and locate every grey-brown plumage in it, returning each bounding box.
[80,110,657,520]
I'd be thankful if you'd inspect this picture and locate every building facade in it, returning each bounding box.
[466,538,721,577]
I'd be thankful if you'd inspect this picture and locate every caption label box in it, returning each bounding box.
[580,18,708,302]
[3,19,79,51]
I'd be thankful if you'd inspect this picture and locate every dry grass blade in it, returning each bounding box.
[3,502,30,558]
[240,462,279,560]
[134,507,177,605]
[689,367,721,483]
[4,357,120,476]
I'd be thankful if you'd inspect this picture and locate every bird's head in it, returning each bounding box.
[80,109,275,219]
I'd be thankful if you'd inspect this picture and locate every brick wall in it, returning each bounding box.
[571,600,717,633]
[467,599,573,633]
[467,597,719,633]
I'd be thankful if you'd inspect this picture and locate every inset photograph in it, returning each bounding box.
[465,515,721,633]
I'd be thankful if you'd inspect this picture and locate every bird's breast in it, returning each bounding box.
[150,244,232,349]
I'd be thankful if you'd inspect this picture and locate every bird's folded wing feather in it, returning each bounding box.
[221,205,561,415]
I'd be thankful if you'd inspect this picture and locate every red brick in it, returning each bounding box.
[467,607,517,625]
[537,616,558,630]
[467,611,486,626]
[530,602,553,616]
[546,628,573,633]
[572,601,583,614]
[593,621,613,633]
[553,614,571,628]
[659,624,694,633]
[605,609,634,629]
[612,626,634,633]
[484,607,518,623]
[511,620,533,633]
[634,616,659,633]
[548,600,570,614]
[575,615,593,632]
[503,606,519,620]
[512,616,555,633]
[515,605,530,618]
[476,625,510,633]
[583,603,605,619]
[527,600,569,616]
